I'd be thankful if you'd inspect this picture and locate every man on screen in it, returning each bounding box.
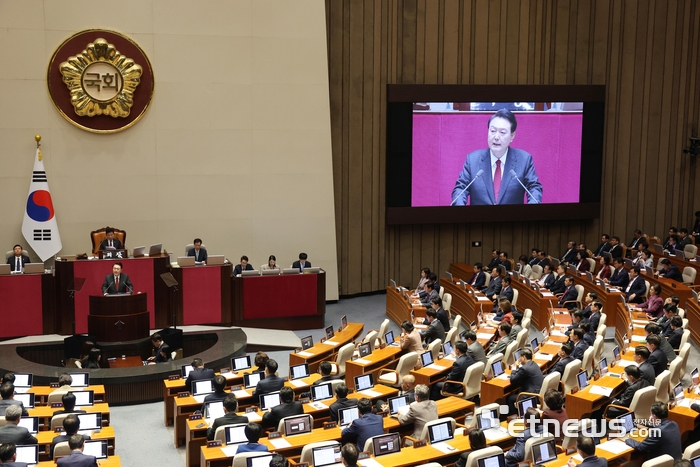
[102,262,133,295]
[451,109,542,205]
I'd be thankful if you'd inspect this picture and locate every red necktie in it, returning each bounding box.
[493,160,502,202]
[115,275,119,291]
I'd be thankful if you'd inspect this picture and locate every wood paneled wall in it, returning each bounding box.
[326,0,700,296]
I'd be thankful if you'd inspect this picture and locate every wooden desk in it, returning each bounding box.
[669,393,700,442]
[28,403,110,430]
[107,355,143,368]
[565,375,626,419]
[28,385,106,406]
[571,273,625,329]
[38,455,121,467]
[481,373,512,406]
[345,346,403,390]
[685,299,700,344]
[542,439,636,466]
[288,322,364,374]
[36,426,115,461]
[411,358,453,386]
[386,286,414,327]
[509,277,555,330]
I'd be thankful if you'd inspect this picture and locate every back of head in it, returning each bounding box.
[191,358,203,369]
[223,394,238,412]
[254,351,269,368]
[401,321,415,333]
[464,331,477,343]
[468,428,487,450]
[576,435,596,457]
[455,341,468,354]
[266,359,279,374]
[521,348,533,360]
[0,443,16,462]
[62,392,77,410]
[335,382,348,399]
[269,454,288,467]
[2,373,15,385]
[561,342,574,356]
[342,444,359,465]
[68,434,85,450]
[414,384,430,401]
[500,322,511,335]
[651,402,668,419]
[543,389,563,411]
[0,382,13,400]
[634,346,650,360]
[279,386,294,403]
[64,414,80,434]
[244,422,262,443]
[426,309,437,319]
[160,344,172,360]
[572,328,584,341]
[58,373,73,387]
[319,361,332,376]
[213,375,226,392]
[151,332,162,344]
[625,366,640,379]
[357,397,372,414]
[4,403,21,422]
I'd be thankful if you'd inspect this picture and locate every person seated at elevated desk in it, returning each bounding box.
[657,258,682,282]
[549,264,567,294]
[292,252,311,272]
[187,238,207,263]
[101,262,133,295]
[50,414,90,460]
[488,298,514,326]
[417,282,438,307]
[423,297,449,330]
[6,244,30,272]
[419,309,446,346]
[207,394,249,440]
[605,258,629,288]
[538,263,556,289]
[415,267,431,296]
[236,423,269,453]
[233,255,254,275]
[300,361,336,399]
[0,383,28,417]
[98,228,122,250]
[261,386,303,429]
[261,255,279,271]
[483,266,503,299]
[431,341,474,400]
[467,263,486,289]
[147,332,167,363]
[52,393,87,417]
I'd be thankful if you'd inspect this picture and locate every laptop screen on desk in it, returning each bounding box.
[301,336,314,350]
[477,409,500,430]
[599,357,608,374]
[311,383,333,402]
[385,331,395,345]
[284,414,312,436]
[530,338,539,353]
[69,372,89,387]
[325,325,334,339]
[354,374,374,391]
[260,392,281,410]
[225,424,247,445]
[491,360,505,378]
[576,371,589,390]
[290,363,310,380]
[421,351,434,367]
[15,445,38,465]
[246,454,274,467]
[428,420,454,444]
[204,401,225,421]
[358,342,372,357]
[83,440,108,459]
[15,392,34,408]
[477,453,506,467]
[616,411,634,436]
[181,364,194,378]
[532,439,558,464]
[443,341,453,356]
[69,390,94,407]
[193,380,214,396]
[231,356,251,371]
[312,445,342,467]
[17,416,38,434]
[13,373,32,388]
[341,315,347,329]
[77,413,101,430]
[373,433,401,456]
[388,395,409,415]
[517,395,537,417]
[339,406,359,427]
[244,372,264,389]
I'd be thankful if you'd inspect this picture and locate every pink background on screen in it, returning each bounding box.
[411,113,582,206]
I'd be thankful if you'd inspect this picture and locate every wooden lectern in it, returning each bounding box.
[88,293,149,343]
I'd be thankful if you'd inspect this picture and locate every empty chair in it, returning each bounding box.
[232,452,275,467]
[641,455,674,467]
[678,329,691,351]
[523,308,533,320]
[521,317,531,333]
[375,319,390,345]
[468,403,501,428]
[484,271,491,287]
[653,370,670,404]
[503,341,518,366]
[465,447,504,467]
[668,357,682,388]
[378,352,418,387]
[561,419,595,454]
[682,267,697,285]
[597,313,607,331]
[684,244,698,259]
[596,325,607,341]
[403,417,456,447]
[581,347,595,377]
[511,288,519,308]
[443,293,452,313]
[679,343,691,376]
[531,265,543,280]
[561,359,583,393]
[678,308,686,319]
[440,361,485,401]
[439,286,445,299]
[299,441,340,465]
[452,314,462,332]
[586,257,596,271]
[683,440,700,460]
[427,339,442,361]
[361,331,379,351]
[53,441,71,459]
[515,328,529,351]
[682,319,689,330]
[330,343,354,377]
[445,327,458,348]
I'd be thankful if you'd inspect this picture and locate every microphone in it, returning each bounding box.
[126,283,133,295]
[450,169,484,206]
[509,169,540,204]
[105,278,115,295]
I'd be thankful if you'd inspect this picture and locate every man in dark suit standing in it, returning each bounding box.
[261,386,303,429]
[252,359,284,403]
[207,394,249,440]
[561,241,578,264]
[233,255,254,275]
[431,342,474,399]
[567,436,608,467]
[606,258,629,288]
[451,109,542,206]
[625,402,682,459]
[6,244,30,272]
[101,262,133,295]
[658,259,682,282]
[468,263,486,289]
[185,358,215,394]
[625,267,646,303]
[646,335,668,376]
[98,228,122,250]
[329,383,358,422]
[0,404,37,445]
[187,238,208,263]
[292,252,311,272]
[341,398,384,451]
[506,349,544,414]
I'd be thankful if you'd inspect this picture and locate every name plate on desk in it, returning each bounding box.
[101,249,126,259]
[413,439,427,448]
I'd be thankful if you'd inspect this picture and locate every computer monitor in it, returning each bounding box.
[428,420,454,444]
[282,268,299,275]
[339,406,359,427]
[14,392,34,408]
[616,411,635,436]
[246,454,275,467]
[284,414,313,436]
[354,374,374,391]
[181,364,194,378]
[312,445,342,467]
[241,269,259,277]
[325,325,334,339]
[517,395,538,417]
[531,439,558,465]
[513,348,522,362]
[599,357,608,375]
[69,372,89,387]
[17,416,38,433]
[311,382,333,402]
[358,342,372,357]
[388,395,409,415]
[261,268,279,276]
[231,356,251,371]
[260,392,281,410]
[224,424,248,445]
[491,360,505,378]
[690,456,700,467]
[384,330,395,345]
[692,367,699,385]
[290,363,310,380]
[83,440,108,459]
[612,346,621,361]
[148,243,162,256]
[420,351,434,368]
[443,341,453,356]
[204,401,225,420]
[301,336,314,350]
[303,267,320,274]
[530,338,539,353]
[244,372,264,389]
[576,371,589,390]
[542,327,549,340]
[673,382,684,401]
[14,445,38,465]
[77,413,102,430]
[341,315,347,329]
[445,271,454,282]
[476,408,500,430]
[69,390,94,407]
[193,380,214,396]
[372,432,402,456]
[477,453,506,467]
[12,373,32,388]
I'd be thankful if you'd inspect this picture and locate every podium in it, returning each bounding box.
[88,293,149,343]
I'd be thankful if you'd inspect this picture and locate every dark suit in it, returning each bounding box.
[236,443,269,453]
[593,243,611,257]
[625,276,646,303]
[550,356,574,376]
[648,348,668,376]
[187,247,208,262]
[423,307,449,331]
[233,263,254,275]
[420,319,446,345]
[578,456,608,467]
[549,276,566,294]
[537,257,551,269]
[0,400,28,417]
[558,286,578,308]
[186,367,215,393]
[56,451,97,467]
[505,426,543,467]
[561,249,577,264]
[98,238,123,250]
[50,433,91,460]
[207,412,249,440]
[588,312,601,333]
[329,397,358,422]
[638,361,655,386]
[252,374,284,403]
[607,244,622,259]
[667,328,683,349]
[341,413,385,451]
[571,340,589,361]
[6,255,30,271]
[0,423,38,445]
[486,258,501,271]
[499,286,514,303]
[659,265,682,282]
[483,276,502,297]
[101,273,133,294]
[292,260,312,272]
[468,271,486,289]
[153,341,168,363]
[609,268,629,288]
[507,361,544,412]
[202,390,228,412]
[437,354,475,396]
[262,401,304,429]
[451,148,542,205]
[617,379,650,407]
[625,418,682,459]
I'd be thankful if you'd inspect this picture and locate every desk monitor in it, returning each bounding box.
[325,325,334,339]
[284,414,312,436]
[311,382,333,402]
[531,439,558,465]
[443,341,453,356]
[69,372,89,387]
[241,269,259,277]
[132,246,146,257]
[341,315,348,329]
[77,413,102,430]
[541,327,549,340]
[14,392,34,408]
[207,255,225,265]
[530,338,539,354]
[224,424,247,445]
[692,367,699,385]
[339,406,359,427]
[181,364,194,378]
[420,351,434,368]
[390,279,397,288]
[512,271,520,280]
[576,371,589,390]
[476,408,500,430]
[445,271,454,282]
[428,419,454,444]
[672,382,684,401]
[261,268,279,275]
[17,416,38,433]
[204,401,225,421]
[193,379,214,396]
[283,268,300,275]
[599,357,608,375]
[517,395,537,417]
[616,411,635,436]
[69,390,94,407]
[388,395,409,415]
[246,454,275,467]
[384,330,396,346]
[15,445,38,465]
[585,271,594,282]
[303,267,320,274]
[358,342,372,357]
[354,374,374,391]
[612,346,621,361]
[243,372,264,389]
[372,432,401,457]
[260,392,281,410]
[83,440,108,459]
[491,360,505,378]
[513,348,522,362]
[23,263,44,274]
[290,363,310,380]
[301,336,314,350]
[477,453,506,467]
[231,356,251,371]
[602,251,613,261]
[178,256,195,267]
[623,258,633,268]
[690,456,700,467]
[0,264,10,275]
[148,243,162,256]
[312,445,342,467]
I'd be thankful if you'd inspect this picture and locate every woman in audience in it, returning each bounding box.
[254,351,269,373]
[158,344,172,363]
[261,255,279,270]
[84,348,101,369]
[576,250,590,272]
[597,256,612,280]
[400,321,423,369]
[542,389,568,444]
[455,429,487,467]
[415,267,431,296]
[641,249,654,268]
[517,255,532,278]
[635,284,664,318]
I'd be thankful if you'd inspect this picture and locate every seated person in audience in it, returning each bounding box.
[432,341,474,400]
[517,255,532,278]
[566,436,607,467]
[644,323,677,364]
[579,322,595,346]
[400,321,423,360]
[528,248,540,266]
[397,384,438,441]
[482,266,503,299]
[598,255,612,280]
[187,238,208,263]
[633,346,655,386]
[415,267,431,296]
[628,229,644,252]
[0,442,30,466]
[341,398,384,451]
[375,374,417,413]
[152,344,172,364]
[678,228,692,249]
[147,333,167,363]
[508,311,523,339]
[233,255,254,275]
[657,303,678,336]
[646,334,668,376]
[542,389,568,444]
[588,300,602,330]
[269,454,288,467]
[506,349,544,415]
[549,265,567,294]
[635,284,664,318]
[576,250,591,272]
[82,348,101,369]
[625,267,646,303]
[207,394,248,440]
[536,250,550,268]
[663,235,680,254]
[608,366,650,418]
[505,408,543,467]
[423,297,449,330]
[593,234,612,258]
[538,263,556,289]
[262,386,303,429]
[49,373,74,398]
[427,272,440,293]
[580,292,596,319]
[667,316,684,349]
[0,404,37,445]
[489,298,514,326]
[641,249,653,269]
[56,434,97,467]
[487,322,513,357]
[341,444,360,467]
[301,361,336,399]
[2,373,15,385]
[561,241,578,264]
[261,255,279,271]
[98,228,122,250]
[50,414,90,460]
[549,342,575,376]
[202,375,228,411]
[577,243,587,253]
[467,263,486,289]
[486,249,501,271]
[253,351,269,373]
[330,383,358,422]
[236,423,268,453]
[52,393,87,417]
[625,402,682,459]
[292,252,312,272]
[499,252,512,270]
[419,309,446,346]
[492,276,514,309]
[605,258,629,288]
[558,276,578,309]
[252,359,284,403]
[0,383,28,417]
[186,358,215,394]
[455,429,488,467]
[658,258,682,281]
[607,237,622,258]
[419,282,439,307]
[7,244,30,271]
[565,310,587,334]
[464,331,487,365]
[570,328,589,360]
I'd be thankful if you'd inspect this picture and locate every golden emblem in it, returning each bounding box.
[59,38,142,118]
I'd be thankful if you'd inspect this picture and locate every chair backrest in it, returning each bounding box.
[395,352,419,380]
[299,441,340,465]
[278,414,314,435]
[515,328,529,350]
[680,329,691,348]
[363,434,388,455]
[540,372,561,407]
[452,314,462,332]
[523,308,532,320]
[598,313,607,330]
[586,258,596,271]
[468,404,500,428]
[462,362,486,400]
[185,243,206,254]
[90,226,126,254]
[683,267,696,284]
[5,249,29,261]
[503,341,518,366]
[683,439,700,460]
[531,265,543,279]
[561,419,595,453]
[682,319,689,330]
[643,280,650,298]
[0,416,6,427]
[574,285,584,302]
[484,353,504,378]
[562,359,582,393]
[678,308,686,319]
[443,293,452,313]
[47,391,66,404]
[51,413,71,430]
[377,319,390,345]
[629,386,657,420]
[593,335,605,363]
[232,452,275,467]
[465,446,504,467]
[684,244,698,259]
[521,317,531,333]
[214,423,246,443]
[581,347,595,376]
[334,343,355,376]
[668,357,683,388]
[523,434,555,464]
[427,339,442,361]
[679,342,691,375]
[445,327,458,348]
[596,325,607,341]
[484,272,491,287]
[653,370,670,404]
[641,454,674,467]
[53,441,71,459]
[511,288,519,307]
[363,331,378,351]
[417,417,456,443]
[439,286,445,299]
